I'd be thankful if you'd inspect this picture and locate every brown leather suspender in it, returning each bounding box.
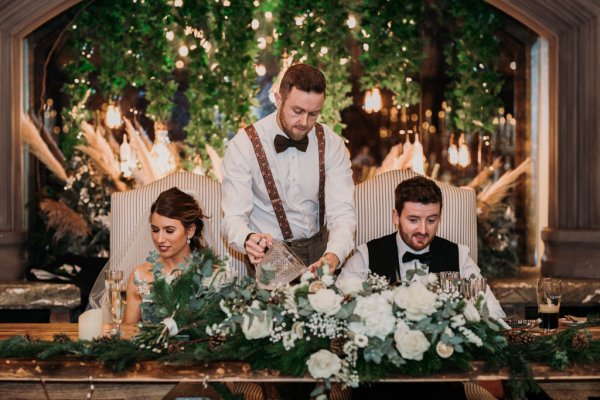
[245,123,326,240]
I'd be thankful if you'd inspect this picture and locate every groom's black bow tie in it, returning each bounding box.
[402,251,433,265]
[274,134,309,153]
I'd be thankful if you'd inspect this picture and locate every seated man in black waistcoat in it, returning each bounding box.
[337,176,506,400]
[337,175,505,319]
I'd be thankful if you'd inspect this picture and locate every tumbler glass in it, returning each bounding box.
[537,278,561,332]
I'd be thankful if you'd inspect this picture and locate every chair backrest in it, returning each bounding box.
[354,170,478,263]
[110,171,246,278]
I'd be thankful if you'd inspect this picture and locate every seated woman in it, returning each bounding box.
[122,187,206,324]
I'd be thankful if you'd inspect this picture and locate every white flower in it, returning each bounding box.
[335,276,364,296]
[306,349,342,379]
[348,321,367,336]
[241,310,272,339]
[300,271,315,282]
[444,327,454,337]
[393,282,438,321]
[353,294,396,339]
[321,274,335,287]
[463,302,481,322]
[308,288,343,315]
[436,341,454,358]
[394,321,430,361]
[459,326,483,347]
[353,333,369,348]
[282,331,296,350]
[427,273,439,283]
[450,314,466,328]
[381,289,395,303]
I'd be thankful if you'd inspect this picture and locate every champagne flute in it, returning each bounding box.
[109,282,126,336]
[105,270,125,336]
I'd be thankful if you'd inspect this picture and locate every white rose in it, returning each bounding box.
[394,324,430,361]
[348,321,367,336]
[335,277,364,296]
[308,288,343,315]
[354,293,392,319]
[463,302,481,322]
[241,310,272,339]
[363,313,396,339]
[393,282,438,321]
[321,274,335,287]
[306,349,342,379]
[381,289,395,303]
[436,341,454,358]
[353,294,396,338]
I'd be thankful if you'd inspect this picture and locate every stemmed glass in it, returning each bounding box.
[105,270,126,336]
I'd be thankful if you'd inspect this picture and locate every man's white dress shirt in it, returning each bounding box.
[221,112,356,263]
[336,232,506,319]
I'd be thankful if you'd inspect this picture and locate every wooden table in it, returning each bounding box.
[0,324,600,399]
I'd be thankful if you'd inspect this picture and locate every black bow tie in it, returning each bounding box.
[402,251,433,265]
[274,134,309,153]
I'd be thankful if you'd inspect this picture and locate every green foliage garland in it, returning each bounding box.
[3,265,600,399]
[358,0,424,107]
[441,0,504,134]
[274,0,353,134]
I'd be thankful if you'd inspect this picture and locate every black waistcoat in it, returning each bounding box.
[366,233,459,284]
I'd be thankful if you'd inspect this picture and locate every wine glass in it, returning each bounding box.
[105,270,125,336]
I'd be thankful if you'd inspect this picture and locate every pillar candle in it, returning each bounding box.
[78,309,104,341]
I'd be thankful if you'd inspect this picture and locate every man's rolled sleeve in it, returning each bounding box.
[221,133,255,254]
[323,133,356,263]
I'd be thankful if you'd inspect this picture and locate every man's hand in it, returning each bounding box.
[245,233,273,265]
[308,252,340,274]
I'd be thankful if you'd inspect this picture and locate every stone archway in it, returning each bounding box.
[0,0,598,278]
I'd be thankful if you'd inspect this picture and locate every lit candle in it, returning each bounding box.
[78,309,104,340]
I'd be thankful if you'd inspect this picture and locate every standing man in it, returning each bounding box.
[337,175,505,319]
[221,63,355,273]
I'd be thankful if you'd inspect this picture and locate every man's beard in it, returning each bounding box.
[277,109,309,140]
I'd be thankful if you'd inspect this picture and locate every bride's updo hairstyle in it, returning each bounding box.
[150,187,206,251]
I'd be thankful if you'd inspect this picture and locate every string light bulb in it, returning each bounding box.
[364,88,382,113]
[105,104,122,129]
[347,14,357,29]
[457,133,471,167]
[448,136,458,166]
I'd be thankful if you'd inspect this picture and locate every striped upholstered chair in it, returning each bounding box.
[354,169,478,262]
[110,171,246,278]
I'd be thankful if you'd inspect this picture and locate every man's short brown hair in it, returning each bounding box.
[394,176,443,213]
[279,63,326,100]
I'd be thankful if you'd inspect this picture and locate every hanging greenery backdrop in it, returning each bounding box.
[29,0,520,278]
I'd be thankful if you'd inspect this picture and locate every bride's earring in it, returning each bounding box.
[187,237,191,244]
